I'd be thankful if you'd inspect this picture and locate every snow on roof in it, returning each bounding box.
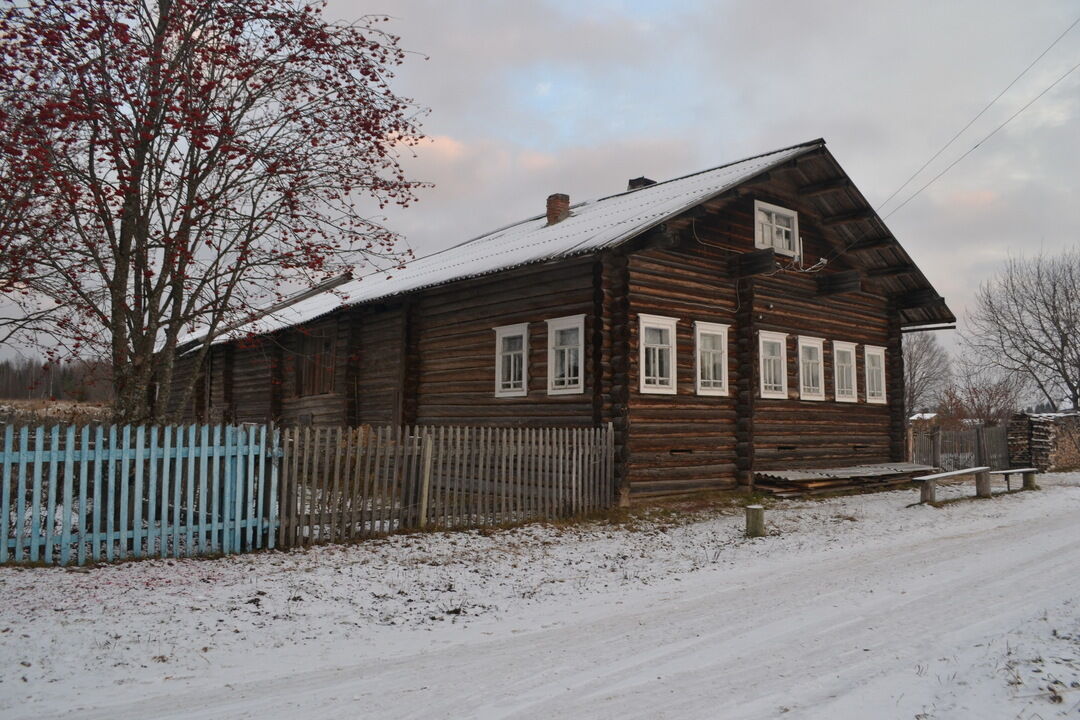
[909,413,938,421]
[203,139,823,345]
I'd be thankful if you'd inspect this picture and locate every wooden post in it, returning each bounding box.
[1022,471,1038,491]
[418,431,433,529]
[906,426,914,463]
[745,505,765,538]
[975,426,987,467]
[920,480,936,504]
[975,470,991,498]
[931,426,942,469]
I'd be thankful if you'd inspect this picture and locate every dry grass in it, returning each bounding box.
[0,399,111,425]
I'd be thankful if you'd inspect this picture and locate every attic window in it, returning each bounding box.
[754,200,800,257]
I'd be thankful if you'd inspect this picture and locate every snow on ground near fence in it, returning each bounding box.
[2,474,1079,719]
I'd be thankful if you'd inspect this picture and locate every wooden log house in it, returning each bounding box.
[169,139,955,500]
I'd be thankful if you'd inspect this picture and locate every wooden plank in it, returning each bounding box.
[233,426,245,552]
[105,425,117,562]
[203,425,212,557]
[244,425,257,550]
[171,426,182,558]
[209,424,222,552]
[29,425,44,562]
[132,425,145,558]
[58,425,75,565]
[185,425,196,557]
[255,426,267,549]
[159,425,172,559]
[77,425,90,565]
[330,426,343,543]
[0,426,11,564]
[266,425,278,550]
[93,425,105,561]
[43,425,59,563]
[118,425,131,560]
[418,430,433,528]
[276,427,290,549]
[146,426,158,559]
[14,425,28,562]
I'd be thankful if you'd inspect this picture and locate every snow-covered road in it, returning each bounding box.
[3,475,1080,719]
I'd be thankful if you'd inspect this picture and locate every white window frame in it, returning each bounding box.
[639,314,678,395]
[546,314,585,395]
[758,330,788,399]
[754,200,800,258]
[694,321,729,396]
[493,323,528,398]
[797,336,825,401]
[832,341,858,403]
[865,345,887,405]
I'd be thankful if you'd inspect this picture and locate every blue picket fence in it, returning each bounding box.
[0,423,280,566]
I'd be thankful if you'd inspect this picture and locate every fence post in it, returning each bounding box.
[418,431,433,529]
[931,426,942,469]
[906,425,914,463]
[975,426,987,467]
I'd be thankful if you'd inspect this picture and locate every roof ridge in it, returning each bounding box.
[594,137,826,203]
[355,137,827,277]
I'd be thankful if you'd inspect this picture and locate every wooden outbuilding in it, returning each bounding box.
[169,139,954,500]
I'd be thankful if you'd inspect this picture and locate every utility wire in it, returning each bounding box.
[884,57,1080,219]
[876,13,1080,214]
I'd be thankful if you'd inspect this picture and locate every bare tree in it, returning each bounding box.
[966,249,1080,411]
[903,332,950,416]
[0,0,426,422]
[936,358,1026,427]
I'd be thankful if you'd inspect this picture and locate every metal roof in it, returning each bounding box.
[195,139,824,345]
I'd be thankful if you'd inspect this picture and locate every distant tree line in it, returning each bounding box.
[0,357,112,402]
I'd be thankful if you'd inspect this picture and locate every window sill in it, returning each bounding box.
[696,387,729,397]
[548,386,584,396]
[760,390,788,400]
[835,395,858,404]
[495,389,527,398]
[641,385,677,395]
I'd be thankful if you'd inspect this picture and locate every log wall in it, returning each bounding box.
[410,257,599,426]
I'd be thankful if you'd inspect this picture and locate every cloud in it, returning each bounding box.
[329,0,1080,345]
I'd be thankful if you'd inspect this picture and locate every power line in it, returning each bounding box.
[876,12,1080,214]
[883,57,1080,219]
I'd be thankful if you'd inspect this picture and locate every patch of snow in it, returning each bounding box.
[1,473,1079,719]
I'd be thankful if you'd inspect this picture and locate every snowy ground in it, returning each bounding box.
[2,474,1079,720]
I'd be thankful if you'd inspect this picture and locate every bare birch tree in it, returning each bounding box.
[903,332,950,416]
[965,249,1080,411]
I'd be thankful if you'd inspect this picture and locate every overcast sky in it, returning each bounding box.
[329,0,1080,343]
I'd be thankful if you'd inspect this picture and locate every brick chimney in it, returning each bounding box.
[546,193,570,225]
[627,176,656,191]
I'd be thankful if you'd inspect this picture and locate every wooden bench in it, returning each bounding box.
[989,467,1038,492]
[912,466,991,504]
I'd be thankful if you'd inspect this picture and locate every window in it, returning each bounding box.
[297,327,336,396]
[798,336,825,401]
[865,345,886,404]
[639,314,678,394]
[494,323,528,397]
[832,341,857,402]
[546,315,585,394]
[758,331,788,399]
[695,321,729,396]
[754,200,800,257]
